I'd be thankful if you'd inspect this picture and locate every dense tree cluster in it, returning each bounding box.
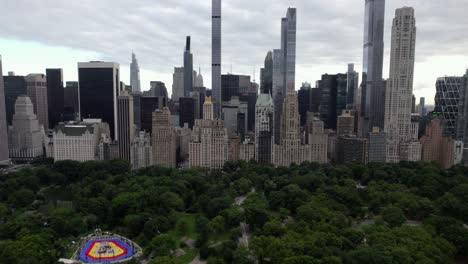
[0,160,467,263]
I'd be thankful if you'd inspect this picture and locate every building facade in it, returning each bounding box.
[368,127,387,162]
[337,136,369,164]
[255,93,274,164]
[117,91,135,161]
[8,96,45,162]
[347,63,359,107]
[273,93,311,167]
[78,62,120,140]
[152,107,177,168]
[131,131,153,170]
[384,7,419,162]
[307,114,328,164]
[46,68,64,129]
[3,73,27,126]
[420,119,463,169]
[25,74,49,130]
[435,76,464,137]
[189,97,228,169]
[337,109,355,136]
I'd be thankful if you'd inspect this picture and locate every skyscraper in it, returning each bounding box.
[46,68,64,129]
[189,97,228,169]
[435,76,464,137]
[255,93,274,163]
[152,107,177,168]
[64,81,79,120]
[212,0,222,117]
[261,51,273,94]
[298,82,312,127]
[318,73,347,130]
[130,52,141,93]
[172,67,184,102]
[282,8,297,94]
[273,92,311,167]
[117,91,135,161]
[195,66,204,87]
[78,62,120,140]
[0,55,9,165]
[346,64,359,107]
[384,7,419,162]
[419,97,426,116]
[3,73,27,125]
[307,113,328,164]
[361,0,386,134]
[140,97,165,133]
[25,74,49,130]
[184,36,194,97]
[8,96,45,162]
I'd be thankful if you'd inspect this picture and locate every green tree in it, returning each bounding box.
[150,234,177,256]
[382,206,406,227]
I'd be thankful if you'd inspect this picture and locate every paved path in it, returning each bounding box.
[234,188,255,248]
[190,255,207,264]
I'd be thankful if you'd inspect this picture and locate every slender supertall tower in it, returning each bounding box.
[0,55,9,165]
[361,0,386,135]
[130,52,141,93]
[212,0,222,118]
[384,7,418,162]
[282,8,297,95]
[184,36,194,97]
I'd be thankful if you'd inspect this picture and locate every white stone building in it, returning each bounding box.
[131,131,153,170]
[8,95,45,162]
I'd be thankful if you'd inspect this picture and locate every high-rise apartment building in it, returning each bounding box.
[189,97,228,169]
[361,0,386,134]
[337,136,369,164]
[130,52,141,93]
[131,131,153,170]
[3,73,27,126]
[222,97,248,138]
[117,91,135,161]
[368,127,387,162]
[255,93,274,164]
[152,107,177,168]
[0,56,10,165]
[307,114,328,164]
[420,119,464,169]
[8,96,45,162]
[184,36,194,97]
[25,74,49,130]
[46,68,64,129]
[273,92,311,167]
[337,109,355,136]
[419,97,426,116]
[78,61,120,140]
[384,7,419,162]
[195,67,204,88]
[212,0,222,117]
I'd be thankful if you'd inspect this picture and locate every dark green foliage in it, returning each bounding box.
[0,160,468,263]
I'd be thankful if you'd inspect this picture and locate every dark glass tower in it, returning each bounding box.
[184,36,193,97]
[361,0,386,133]
[140,96,165,133]
[78,62,119,140]
[319,73,347,130]
[261,51,273,94]
[179,97,195,129]
[3,74,27,125]
[46,68,64,129]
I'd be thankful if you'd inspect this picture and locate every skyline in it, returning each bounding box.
[1,0,468,104]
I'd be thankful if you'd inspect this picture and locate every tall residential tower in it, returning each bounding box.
[384,7,419,162]
[361,0,386,134]
[212,0,222,117]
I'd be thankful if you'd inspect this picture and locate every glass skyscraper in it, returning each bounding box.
[361,0,385,134]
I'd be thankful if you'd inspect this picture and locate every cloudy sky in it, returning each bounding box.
[1,0,467,104]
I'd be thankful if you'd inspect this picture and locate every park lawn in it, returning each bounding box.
[172,248,198,264]
[168,214,198,241]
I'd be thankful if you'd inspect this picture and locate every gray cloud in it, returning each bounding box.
[1,0,467,103]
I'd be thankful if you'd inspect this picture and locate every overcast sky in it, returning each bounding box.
[1,0,468,104]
